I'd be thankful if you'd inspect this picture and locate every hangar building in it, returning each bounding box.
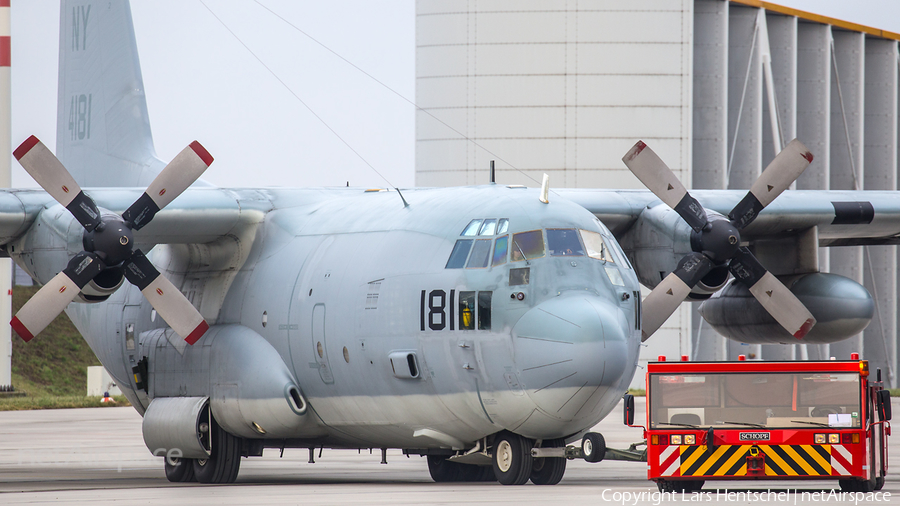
[415,0,900,387]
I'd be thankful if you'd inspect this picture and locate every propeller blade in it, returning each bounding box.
[728,139,814,229]
[13,135,101,231]
[622,140,708,232]
[10,252,105,341]
[122,141,213,230]
[728,247,815,339]
[641,253,713,341]
[123,250,209,344]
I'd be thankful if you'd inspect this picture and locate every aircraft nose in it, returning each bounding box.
[511,293,629,423]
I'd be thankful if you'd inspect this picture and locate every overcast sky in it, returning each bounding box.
[10,1,900,189]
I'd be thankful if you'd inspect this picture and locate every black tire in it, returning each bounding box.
[476,465,498,482]
[426,455,463,482]
[839,478,875,493]
[581,432,606,463]
[530,439,566,485]
[426,455,494,482]
[492,431,533,485]
[164,456,196,482]
[657,479,699,493]
[193,417,242,484]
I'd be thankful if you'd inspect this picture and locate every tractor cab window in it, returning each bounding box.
[648,372,861,429]
[548,229,585,256]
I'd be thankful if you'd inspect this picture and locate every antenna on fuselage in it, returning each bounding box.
[395,187,410,208]
[490,160,495,184]
[539,173,550,204]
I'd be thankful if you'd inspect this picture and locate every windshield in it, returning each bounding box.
[648,372,861,429]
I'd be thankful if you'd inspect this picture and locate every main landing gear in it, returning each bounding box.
[163,415,243,484]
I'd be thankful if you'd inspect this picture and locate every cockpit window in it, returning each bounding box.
[466,239,492,268]
[497,218,509,234]
[579,230,615,263]
[547,229,585,256]
[462,220,482,236]
[446,240,473,268]
[479,219,498,236]
[511,230,544,262]
[492,236,508,266]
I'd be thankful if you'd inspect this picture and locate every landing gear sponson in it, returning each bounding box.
[161,429,616,485]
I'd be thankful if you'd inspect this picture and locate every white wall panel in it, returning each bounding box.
[473,44,567,75]
[577,43,685,75]
[576,75,684,107]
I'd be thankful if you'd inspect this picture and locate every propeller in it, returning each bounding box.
[623,139,816,341]
[10,135,212,344]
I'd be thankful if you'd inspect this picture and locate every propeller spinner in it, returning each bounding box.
[10,136,211,344]
[623,139,816,342]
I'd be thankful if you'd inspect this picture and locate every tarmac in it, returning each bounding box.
[0,397,896,505]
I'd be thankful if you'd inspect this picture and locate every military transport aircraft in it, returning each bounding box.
[5,0,892,486]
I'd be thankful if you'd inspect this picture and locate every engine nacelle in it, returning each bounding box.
[624,203,693,290]
[625,204,730,300]
[698,272,874,344]
[76,269,125,303]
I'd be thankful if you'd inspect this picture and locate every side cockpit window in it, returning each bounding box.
[547,229,585,256]
[579,230,615,263]
[446,219,509,269]
[446,240,473,268]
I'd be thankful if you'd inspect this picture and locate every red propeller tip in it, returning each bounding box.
[801,151,814,163]
[189,141,214,167]
[13,135,40,161]
[10,316,34,342]
[184,320,210,345]
[625,140,647,162]
[793,318,815,340]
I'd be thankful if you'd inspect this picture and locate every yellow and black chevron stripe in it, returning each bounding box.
[679,445,832,477]
[680,445,752,476]
[759,444,831,476]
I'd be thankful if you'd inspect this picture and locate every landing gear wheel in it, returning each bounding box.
[426,455,494,482]
[530,438,566,485]
[193,417,242,484]
[581,432,606,463]
[164,457,196,482]
[426,455,462,482]
[492,431,533,485]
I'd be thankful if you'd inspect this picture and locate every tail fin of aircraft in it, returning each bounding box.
[55,0,164,187]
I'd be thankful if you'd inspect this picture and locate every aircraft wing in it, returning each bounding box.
[558,188,900,246]
[0,188,278,248]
